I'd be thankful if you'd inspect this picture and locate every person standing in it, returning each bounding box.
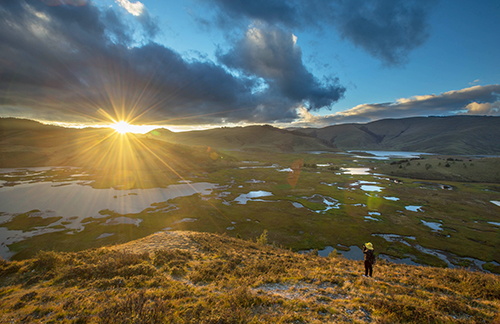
[363,242,375,277]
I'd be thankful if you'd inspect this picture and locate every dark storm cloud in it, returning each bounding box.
[218,26,345,110]
[332,0,434,65]
[205,0,300,28]
[0,0,315,125]
[295,85,500,127]
[202,0,435,65]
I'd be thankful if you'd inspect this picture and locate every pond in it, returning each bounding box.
[299,244,426,267]
[0,180,217,223]
[299,245,364,260]
[405,205,423,212]
[350,180,384,192]
[348,150,434,160]
[233,191,273,204]
[421,220,443,231]
[0,168,218,259]
[341,167,371,175]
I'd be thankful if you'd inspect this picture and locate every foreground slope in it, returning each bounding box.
[1,231,498,323]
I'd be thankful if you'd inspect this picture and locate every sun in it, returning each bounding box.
[108,121,160,134]
[111,121,134,134]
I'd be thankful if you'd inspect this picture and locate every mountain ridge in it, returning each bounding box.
[290,115,500,155]
[2,116,499,159]
[146,124,337,153]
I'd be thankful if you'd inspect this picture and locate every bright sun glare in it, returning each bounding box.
[112,121,134,134]
[109,121,157,134]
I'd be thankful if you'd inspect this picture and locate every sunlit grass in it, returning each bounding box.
[1,231,499,323]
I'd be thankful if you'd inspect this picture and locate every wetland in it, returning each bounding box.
[1,150,499,273]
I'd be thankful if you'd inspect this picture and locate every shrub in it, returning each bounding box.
[31,251,63,271]
[0,260,22,277]
[256,230,268,246]
[93,277,126,289]
[99,291,170,324]
[153,249,192,267]
[118,263,157,278]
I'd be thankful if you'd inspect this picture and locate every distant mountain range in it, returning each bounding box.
[145,124,335,153]
[1,116,499,166]
[148,116,500,155]
[0,118,226,175]
[290,116,500,155]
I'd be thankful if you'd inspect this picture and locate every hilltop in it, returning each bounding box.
[0,231,499,323]
[145,115,500,155]
[0,118,233,188]
[2,116,500,158]
[146,124,336,152]
[291,116,500,155]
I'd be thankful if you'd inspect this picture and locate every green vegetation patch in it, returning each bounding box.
[2,210,62,231]
[377,156,500,183]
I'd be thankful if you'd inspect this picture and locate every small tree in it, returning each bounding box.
[256,230,268,246]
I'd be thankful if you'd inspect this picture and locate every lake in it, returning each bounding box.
[0,168,217,259]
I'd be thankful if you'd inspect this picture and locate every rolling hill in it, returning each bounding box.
[0,230,498,323]
[3,116,499,160]
[291,116,500,155]
[145,124,337,152]
[0,118,232,188]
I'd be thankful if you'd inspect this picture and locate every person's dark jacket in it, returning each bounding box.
[363,247,376,264]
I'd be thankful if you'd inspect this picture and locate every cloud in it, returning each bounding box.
[114,0,158,38]
[206,0,300,28]
[116,0,144,16]
[331,0,434,65]
[0,0,331,126]
[293,85,500,127]
[464,102,500,115]
[201,0,435,65]
[218,26,345,111]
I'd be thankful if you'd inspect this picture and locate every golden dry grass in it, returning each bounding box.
[1,231,499,323]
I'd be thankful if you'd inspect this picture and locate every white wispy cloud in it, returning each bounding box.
[115,0,144,16]
[293,85,500,127]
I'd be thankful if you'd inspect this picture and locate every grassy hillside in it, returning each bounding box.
[1,231,499,323]
[375,156,500,183]
[0,118,233,188]
[293,116,500,155]
[146,125,337,152]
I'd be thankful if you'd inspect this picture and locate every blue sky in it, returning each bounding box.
[0,0,499,130]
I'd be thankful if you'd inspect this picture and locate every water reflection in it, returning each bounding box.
[421,220,443,231]
[234,191,273,204]
[0,181,217,224]
[405,205,423,212]
[0,171,217,259]
[348,150,433,160]
[299,245,363,260]
[341,167,371,175]
[350,181,384,192]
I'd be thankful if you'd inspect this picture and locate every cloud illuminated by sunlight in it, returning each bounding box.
[115,0,145,16]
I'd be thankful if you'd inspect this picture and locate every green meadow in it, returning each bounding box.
[1,151,499,273]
